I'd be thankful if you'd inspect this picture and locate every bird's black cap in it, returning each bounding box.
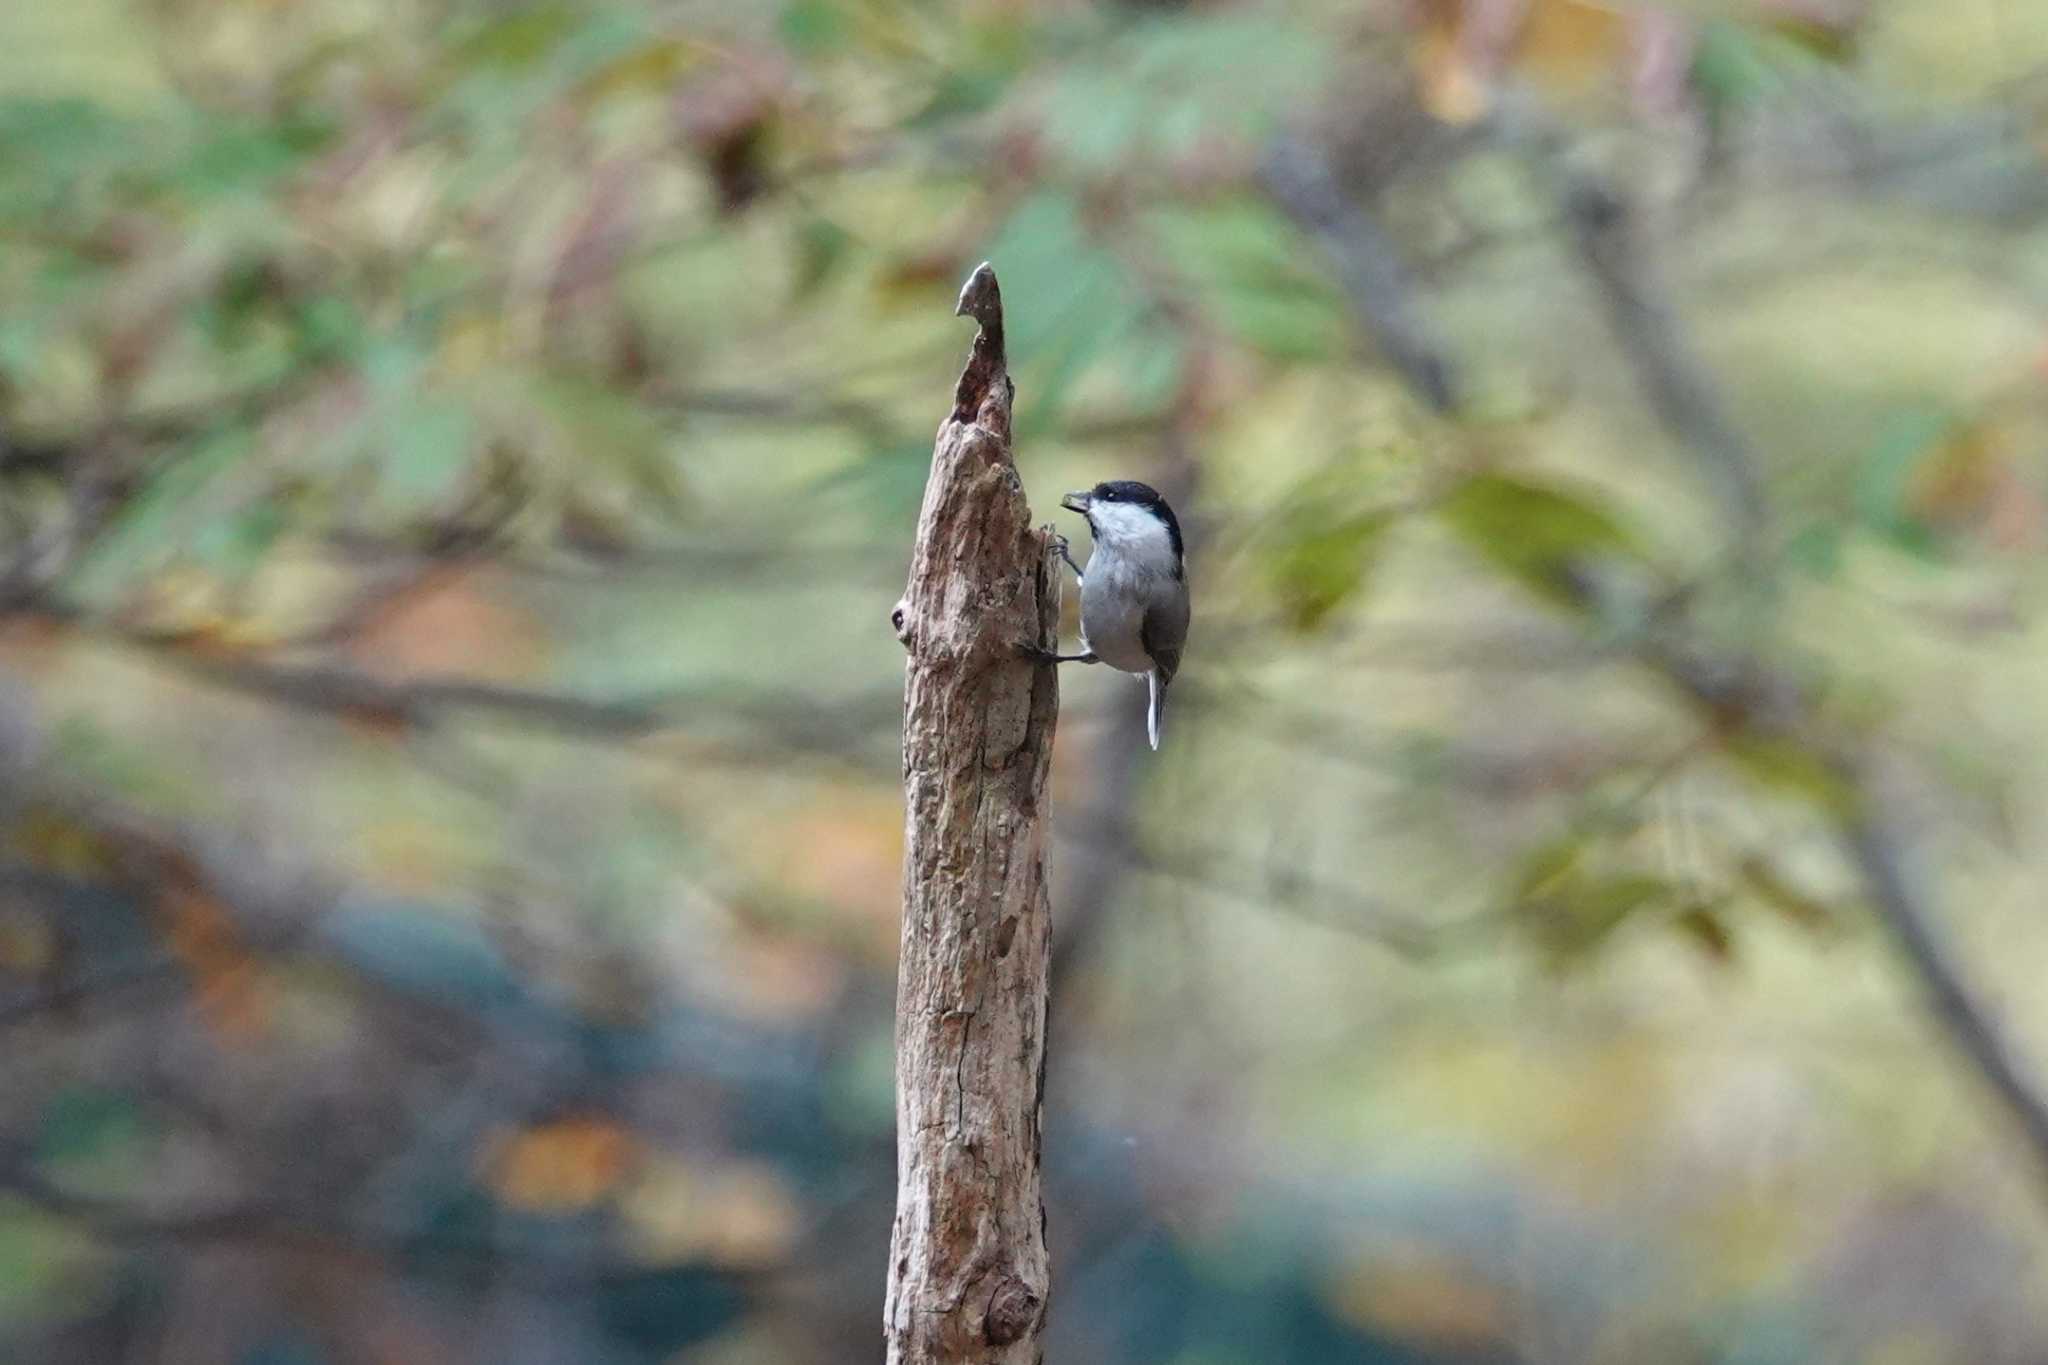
[1087,480,1183,564]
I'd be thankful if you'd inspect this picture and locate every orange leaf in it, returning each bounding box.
[1411,0,1640,122]
[342,568,549,684]
[156,883,272,1042]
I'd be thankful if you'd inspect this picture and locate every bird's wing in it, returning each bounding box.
[1140,592,1189,686]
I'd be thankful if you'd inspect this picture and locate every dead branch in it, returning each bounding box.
[883,263,1058,1362]
[1556,170,1767,539]
[1260,134,1460,414]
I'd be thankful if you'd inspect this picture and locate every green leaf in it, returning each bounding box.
[1513,833,1588,898]
[1522,869,1675,963]
[529,374,687,514]
[362,332,431,399]
[0,316,48,386]
[779,0,850,55]
[0,97,135,228]
[450,4,584,70]
[907,66,1015,127]
[292,292,371,365]
[65,429,253,606]
[1512,830,1685,963]
[1724,735,1852,813]
[577,37,707,101]
[1690,20,1782,107]
[809,440,930,522]
[1736,855,1839,936]
[168,112,332,200]
[1266,508,1392,631]
[1575,874,1673,925]
[1783,520,1842,579]
[378,396,477,508]
[1207,289,1345,361]
[193,500,286,579]
[1437,472,1642,608]
[793,216,853,299]
[1037,16,1326,172]
[1148,198,1345,360]
[49,716,212,810]
[980,192,1148,415]
[433,7,644,137]
[1039,73,1148,173]
[1856,406,1953,558]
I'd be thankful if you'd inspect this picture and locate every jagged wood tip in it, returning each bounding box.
[955,261,1001,327]
[950,261,1009,427]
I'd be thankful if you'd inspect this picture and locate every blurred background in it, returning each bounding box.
[5,0,2048,1361]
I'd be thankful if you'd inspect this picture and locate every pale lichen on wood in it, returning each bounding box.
[884,262,1058,1363]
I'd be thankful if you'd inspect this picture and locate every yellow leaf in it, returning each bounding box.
[483,1114,640,1214]
[12,806,119,877]
[1437,471,1643,610]
[621,1157,800,1268]
[437,313,506,378]
[576,37,708,101]
[1723,735,1852,814]
[1513,0,1633,95]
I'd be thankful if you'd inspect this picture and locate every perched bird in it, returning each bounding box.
[1030,480,1190,750]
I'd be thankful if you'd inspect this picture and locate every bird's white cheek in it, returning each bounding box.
[1088,505,1174,564]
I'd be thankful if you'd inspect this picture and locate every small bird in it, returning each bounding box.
[1031,480,1190,750]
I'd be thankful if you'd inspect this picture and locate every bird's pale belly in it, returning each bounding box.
[1078,573,1153,674]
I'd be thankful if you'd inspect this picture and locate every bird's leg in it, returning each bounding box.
[1019,643,1099,666]
[1051,532,1085,584]
[1026,535,1092,664]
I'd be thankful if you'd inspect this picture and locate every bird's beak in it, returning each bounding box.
[1059,490,1091,516]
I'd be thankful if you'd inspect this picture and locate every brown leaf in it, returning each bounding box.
[1327,1246,1510,1348]
[1674,905,1735,966]
[12,806,122,877]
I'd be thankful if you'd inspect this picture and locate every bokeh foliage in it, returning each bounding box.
[6,0,2048,1362]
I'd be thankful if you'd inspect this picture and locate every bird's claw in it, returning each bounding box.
[1050,531,1084,580]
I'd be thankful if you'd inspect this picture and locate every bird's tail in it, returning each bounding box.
[1146,669,1165,751]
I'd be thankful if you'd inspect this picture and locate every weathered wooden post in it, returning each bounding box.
[883,263,1057,1363]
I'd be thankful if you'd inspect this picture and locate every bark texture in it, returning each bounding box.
[884,263,1057,1364]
